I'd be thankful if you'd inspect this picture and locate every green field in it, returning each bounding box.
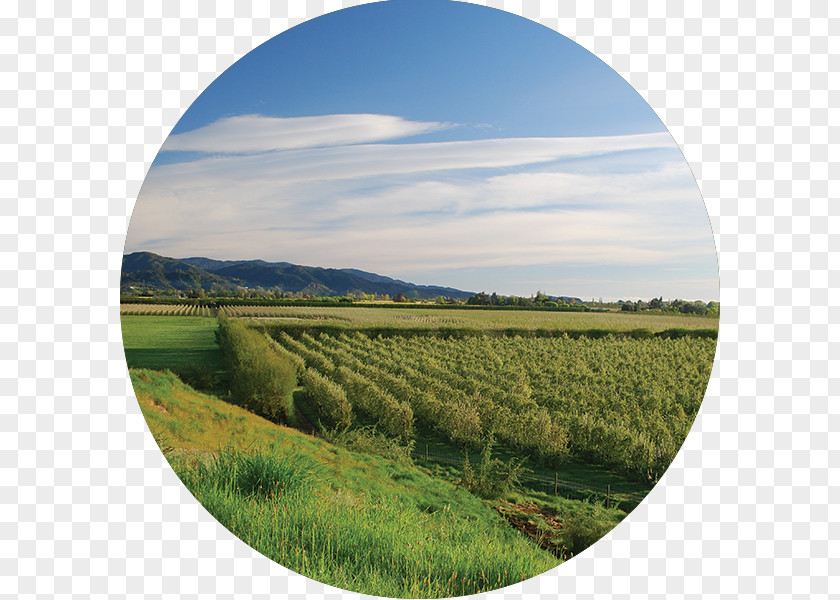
[121,315,221,373]
[222,304,719,333]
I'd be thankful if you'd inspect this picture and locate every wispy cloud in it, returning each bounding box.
[160,114,449,154]
[325,162,705,219]
[126,113,716,299]
[154,130,675,184]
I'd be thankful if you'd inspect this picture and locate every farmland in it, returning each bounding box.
[122,303,717,596]
[221,304,718,333]
[121,303,214,317]
[120,302,718,333]
[268,329,715,483]
[121,315,221,373]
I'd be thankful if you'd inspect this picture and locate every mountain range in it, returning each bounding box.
[121,252,475,300]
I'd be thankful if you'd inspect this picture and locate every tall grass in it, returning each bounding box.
[175,445,560,598]
[196,447,318,499]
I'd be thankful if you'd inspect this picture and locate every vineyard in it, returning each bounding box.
[121,303,214,317]
[122,304,717,485]
[222,304,718,332]
[260,326,716,484]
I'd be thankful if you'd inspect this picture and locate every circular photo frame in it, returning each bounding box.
[121,1,719,597]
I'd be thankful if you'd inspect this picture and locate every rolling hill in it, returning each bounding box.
[121,251,475,299]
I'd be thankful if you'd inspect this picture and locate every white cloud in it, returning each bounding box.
[127,203,711,275]
[161,114,450,154]
[324,163,706,219]
[126,117,717,299]
[507,277,721,303]
[129,130,684,249]
[149,131,675,189]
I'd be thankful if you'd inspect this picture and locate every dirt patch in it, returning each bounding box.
[494,501,567,559]
[138,394,169,414]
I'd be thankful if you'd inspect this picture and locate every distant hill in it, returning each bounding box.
[121,251,475,300]
[121,252,233,292]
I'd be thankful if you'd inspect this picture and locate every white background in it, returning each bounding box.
[2,1,836,598]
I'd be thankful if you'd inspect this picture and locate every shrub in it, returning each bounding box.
[559,504,615,556]
[459,439,529,499]
[217,314,298,424]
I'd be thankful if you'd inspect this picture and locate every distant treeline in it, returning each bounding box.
[465,290,586,309]
[618,297,720,316]
[121,294,718,316]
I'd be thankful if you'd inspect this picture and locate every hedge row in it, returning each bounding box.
[216,311,297,424]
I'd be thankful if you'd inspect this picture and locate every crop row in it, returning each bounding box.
[269,329,715,483]
[120,303,213,317]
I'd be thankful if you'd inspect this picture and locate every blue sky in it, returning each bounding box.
[126,0,719,301]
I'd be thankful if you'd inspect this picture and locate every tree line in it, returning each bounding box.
[619,297,719,315]
[465,291,587,310]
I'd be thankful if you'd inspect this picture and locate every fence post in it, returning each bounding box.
[554,472,558,496]
[425,444,429,460]
[607,484,611,509]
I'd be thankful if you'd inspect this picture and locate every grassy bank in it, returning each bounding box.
[131,369,591,597]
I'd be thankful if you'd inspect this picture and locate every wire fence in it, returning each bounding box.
[409,446,649,508]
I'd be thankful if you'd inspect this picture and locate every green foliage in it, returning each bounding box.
[272,329,714,483]
[130,368,308,452]
[200,447,318,499]
[132,365,645,596]
[335,365,415,443]
[217,312,298,424]
[559,503,616,556]
[246,304,718,336]
[140,375,562,599]
[300,367,353,431]
[278,331,336,374]
[321,425,414,465]
[264,333,306,374]
[460,440,530,499]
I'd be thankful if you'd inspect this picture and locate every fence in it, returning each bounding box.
[409,445,649,509]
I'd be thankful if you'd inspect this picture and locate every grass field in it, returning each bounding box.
[132,369,621,597]
[121,315,222,384]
